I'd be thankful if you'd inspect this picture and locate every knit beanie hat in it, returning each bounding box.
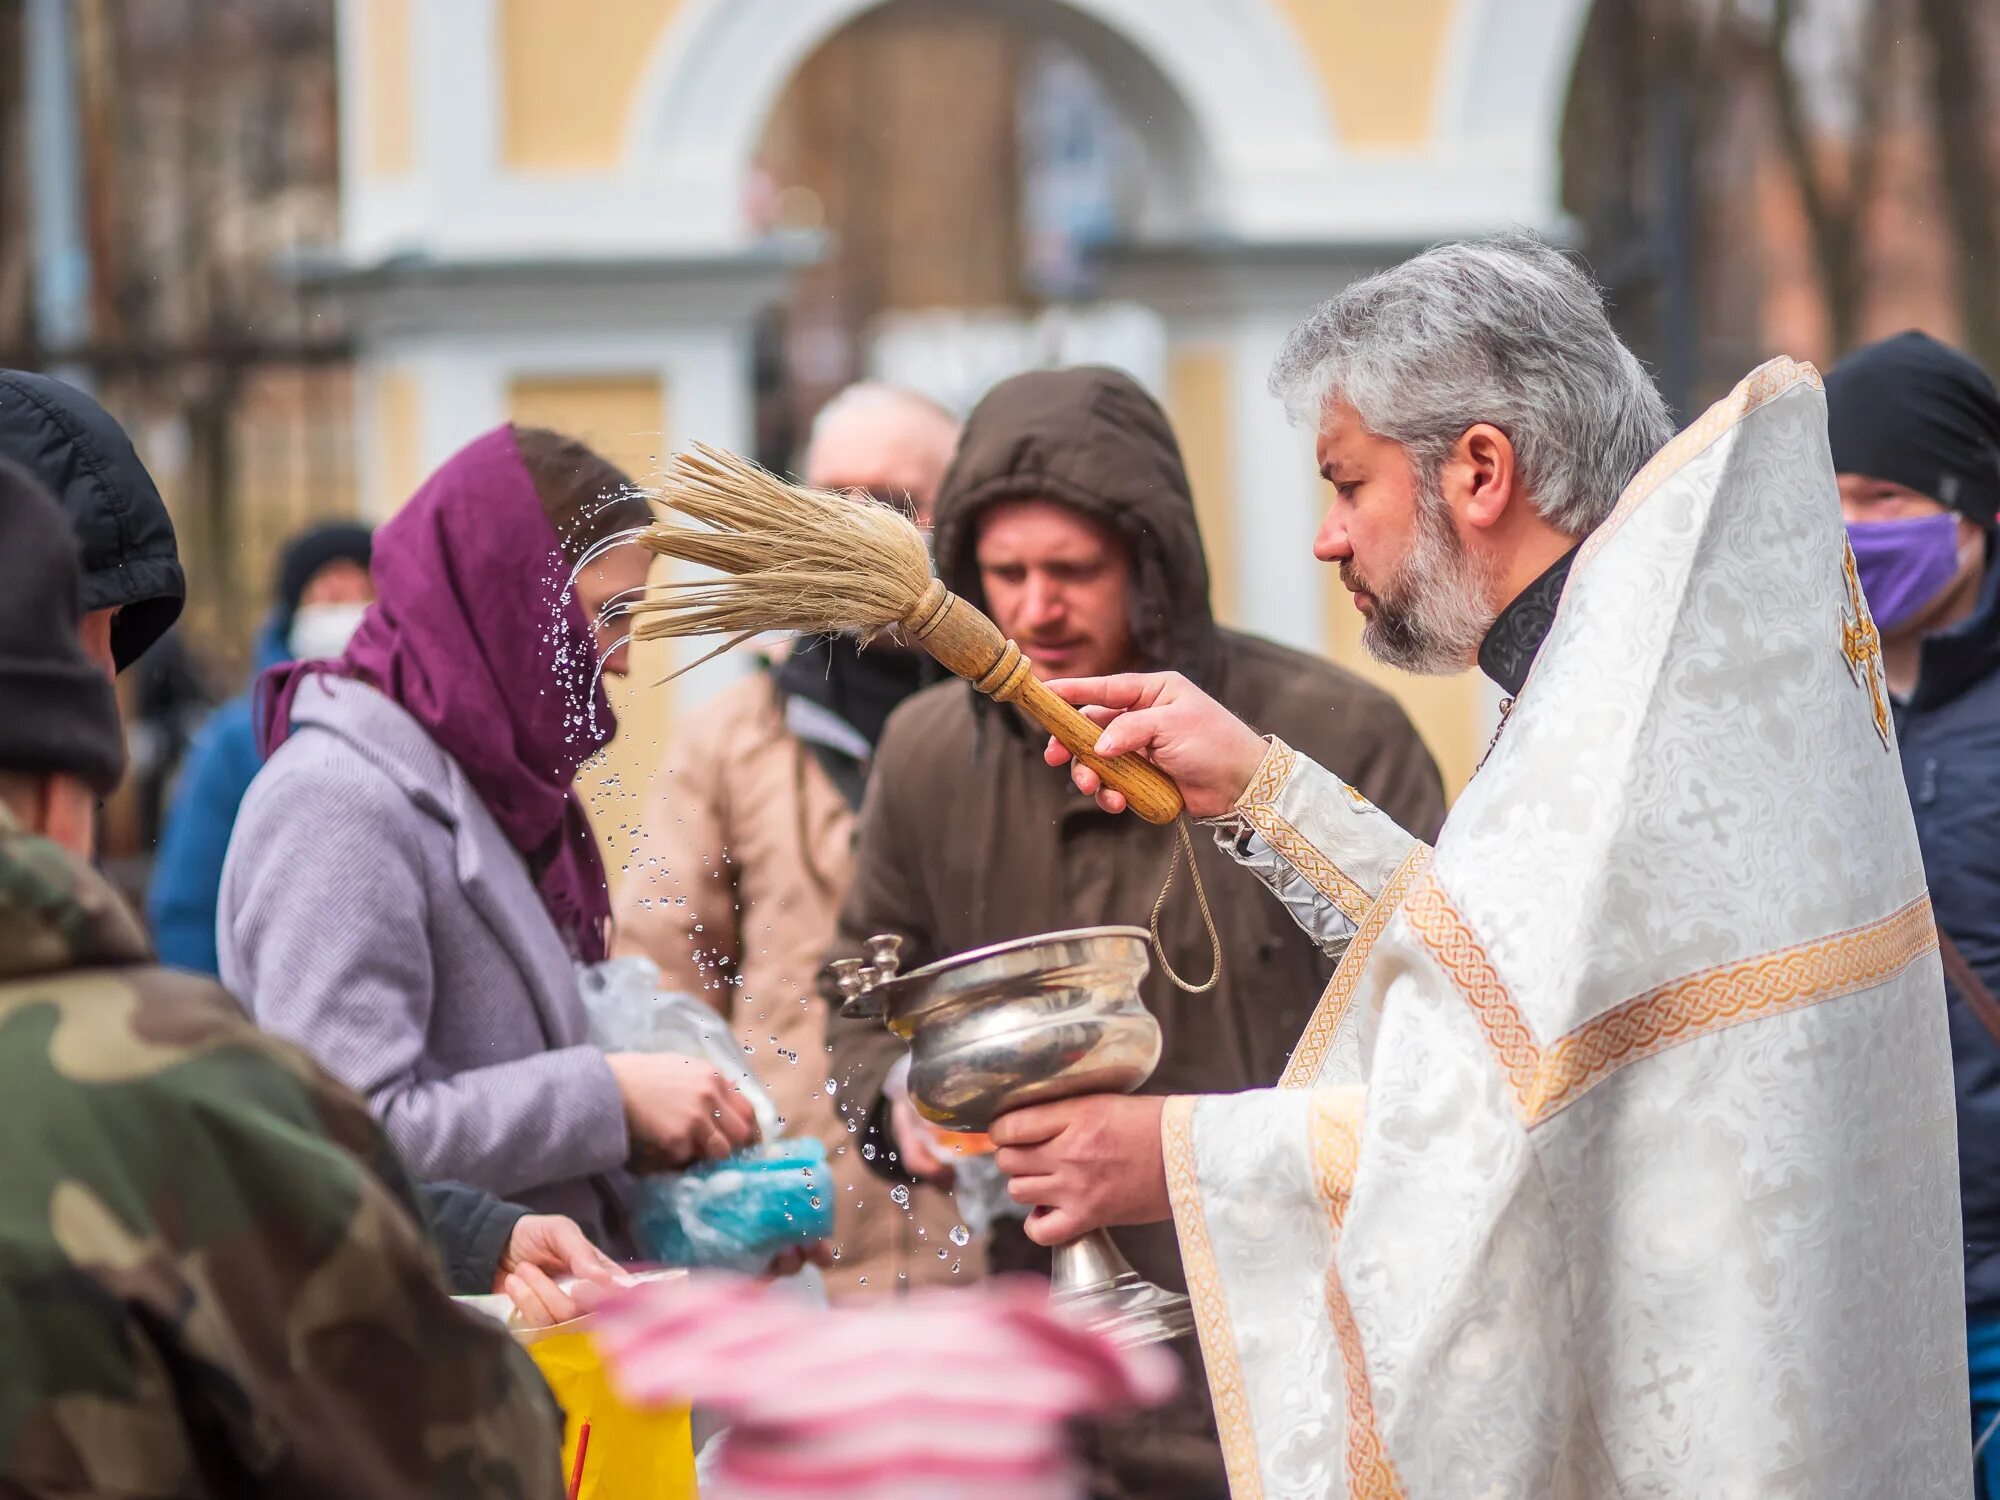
[0,458,125,792]
[1826,330,2000,527]
[274,520,373,634]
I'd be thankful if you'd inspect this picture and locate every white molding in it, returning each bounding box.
[339,0,1589,263]
[1228,313,1325,656]
[623,0,1342,248]
[1431,0,1597,218]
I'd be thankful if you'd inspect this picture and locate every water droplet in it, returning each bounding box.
[858,1276,867,1285]
[861,1143,876,1160]
[890,1185,910,1207]
[949,1224,970,1246]
[809,1196,822,1209]
[937,1247,948,1259]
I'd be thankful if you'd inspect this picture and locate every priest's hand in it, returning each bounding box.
[990,1095,1170,1245]
[1041,672,1268,818]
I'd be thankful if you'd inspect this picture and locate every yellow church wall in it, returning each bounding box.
[1323,575,1485,801]
[1270,0,1457,149]
[506,374,674,894]
[498,0,684,170]
[1166,344,1240,629]
[360,0,414,176]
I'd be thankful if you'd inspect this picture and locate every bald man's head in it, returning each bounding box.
[803,383,960,524]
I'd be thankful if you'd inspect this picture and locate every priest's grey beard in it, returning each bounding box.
[1342,479,1496,675]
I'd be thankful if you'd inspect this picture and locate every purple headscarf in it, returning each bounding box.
[259,425,615,961]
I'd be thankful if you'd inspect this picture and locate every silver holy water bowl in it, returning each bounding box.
[836,927,1196,1348]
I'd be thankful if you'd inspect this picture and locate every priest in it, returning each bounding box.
[989,235,1971,1497]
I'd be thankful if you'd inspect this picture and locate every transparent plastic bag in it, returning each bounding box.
[578,955,782,1136]
[578,957,828,1272]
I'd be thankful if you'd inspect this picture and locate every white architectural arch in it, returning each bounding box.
[623,0,1346,249]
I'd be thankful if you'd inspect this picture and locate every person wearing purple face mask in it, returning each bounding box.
[1828,329,2000,1497]
[217,425,761,1259]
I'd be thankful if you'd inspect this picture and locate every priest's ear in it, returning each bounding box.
[1441,422,1520,535]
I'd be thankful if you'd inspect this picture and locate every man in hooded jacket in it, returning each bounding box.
[825,365,1446,1499]
[0,369,184,673]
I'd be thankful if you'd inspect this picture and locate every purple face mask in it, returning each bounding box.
[1845,512,1963,631]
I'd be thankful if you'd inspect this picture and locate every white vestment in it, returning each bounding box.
[1167,359,1970,1499]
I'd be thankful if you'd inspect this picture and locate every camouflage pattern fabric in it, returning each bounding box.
[0,805,564,1497]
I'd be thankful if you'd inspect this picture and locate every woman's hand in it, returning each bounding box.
[1041,673,1268,818]
[495,1213,626,1327]
[606,1052,760,1169]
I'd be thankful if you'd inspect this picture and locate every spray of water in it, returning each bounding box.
[587,632,634,710]
[565,525,653,596]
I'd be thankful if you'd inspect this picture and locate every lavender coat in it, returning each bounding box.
[219,674,630,1239]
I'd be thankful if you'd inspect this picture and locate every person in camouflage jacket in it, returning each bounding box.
[0,459,564,1498]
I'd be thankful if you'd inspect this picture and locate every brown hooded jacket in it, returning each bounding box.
[824,366,1446,1498]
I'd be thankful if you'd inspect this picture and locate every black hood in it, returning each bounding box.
[0,370,182,669]
[929,365,1219,684]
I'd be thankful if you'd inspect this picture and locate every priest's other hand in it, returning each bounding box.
[990,1094,1170,1245]
[1041,672,1267,818]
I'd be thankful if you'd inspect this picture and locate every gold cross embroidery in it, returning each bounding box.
[1840,542,1892,750]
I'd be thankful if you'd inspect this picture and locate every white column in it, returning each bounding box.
[410,0,498,254]
[661,324,758,711]
[1228,313,1325,655]
[413,344,508,470]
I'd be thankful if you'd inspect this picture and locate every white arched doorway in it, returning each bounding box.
[623,0,1347,252]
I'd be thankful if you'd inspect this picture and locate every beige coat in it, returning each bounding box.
[614,670,976,1296]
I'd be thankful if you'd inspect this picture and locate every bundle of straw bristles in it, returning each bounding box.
[624,443,1188,830]
[626,444,931,658]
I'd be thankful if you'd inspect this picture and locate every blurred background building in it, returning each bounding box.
[1,0,1995,892]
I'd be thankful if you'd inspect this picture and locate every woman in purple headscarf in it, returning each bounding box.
[218,425,758,1250]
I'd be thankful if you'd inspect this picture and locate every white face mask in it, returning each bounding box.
[289,601,369,661]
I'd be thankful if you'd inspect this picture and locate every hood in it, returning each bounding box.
[929,366,1218,683]
[0,804,150,982]
[0,371,183,670]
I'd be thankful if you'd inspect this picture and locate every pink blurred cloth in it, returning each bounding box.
[591,1275,1177,1500]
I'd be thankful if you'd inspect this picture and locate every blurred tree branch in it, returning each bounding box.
[1761,0,1896,356]
[1912,0,2000,373]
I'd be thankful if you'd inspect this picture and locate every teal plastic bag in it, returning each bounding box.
[634,1139,835,1272]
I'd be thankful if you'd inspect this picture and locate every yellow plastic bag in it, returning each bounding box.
[525,1329,696,1500]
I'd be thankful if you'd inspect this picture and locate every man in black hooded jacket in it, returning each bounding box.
[0,369,185,673]
[1825,330,2000,1496]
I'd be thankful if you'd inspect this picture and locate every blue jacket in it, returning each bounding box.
[147,622,289,973]
[1895,536,2000,1320]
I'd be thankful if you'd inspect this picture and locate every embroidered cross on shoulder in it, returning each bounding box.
[1839,542,1892,751]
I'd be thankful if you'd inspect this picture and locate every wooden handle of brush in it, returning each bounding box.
[901,582,1185,825]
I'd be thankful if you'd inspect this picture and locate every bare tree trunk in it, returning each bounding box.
[1913,0,2000,373]
[1764,0,1895,356]
[0,0,34,353]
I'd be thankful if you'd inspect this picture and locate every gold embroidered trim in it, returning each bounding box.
[1578,358,1823,572]
[1235,735,1389,924]
[1309,1089,1405,1500]
[1237,737,1297,811]
[1407,878,1938,1127]
[1243,805,1375,923]
[1281,845,1433,1088]
[1162,1095,1265,1500]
